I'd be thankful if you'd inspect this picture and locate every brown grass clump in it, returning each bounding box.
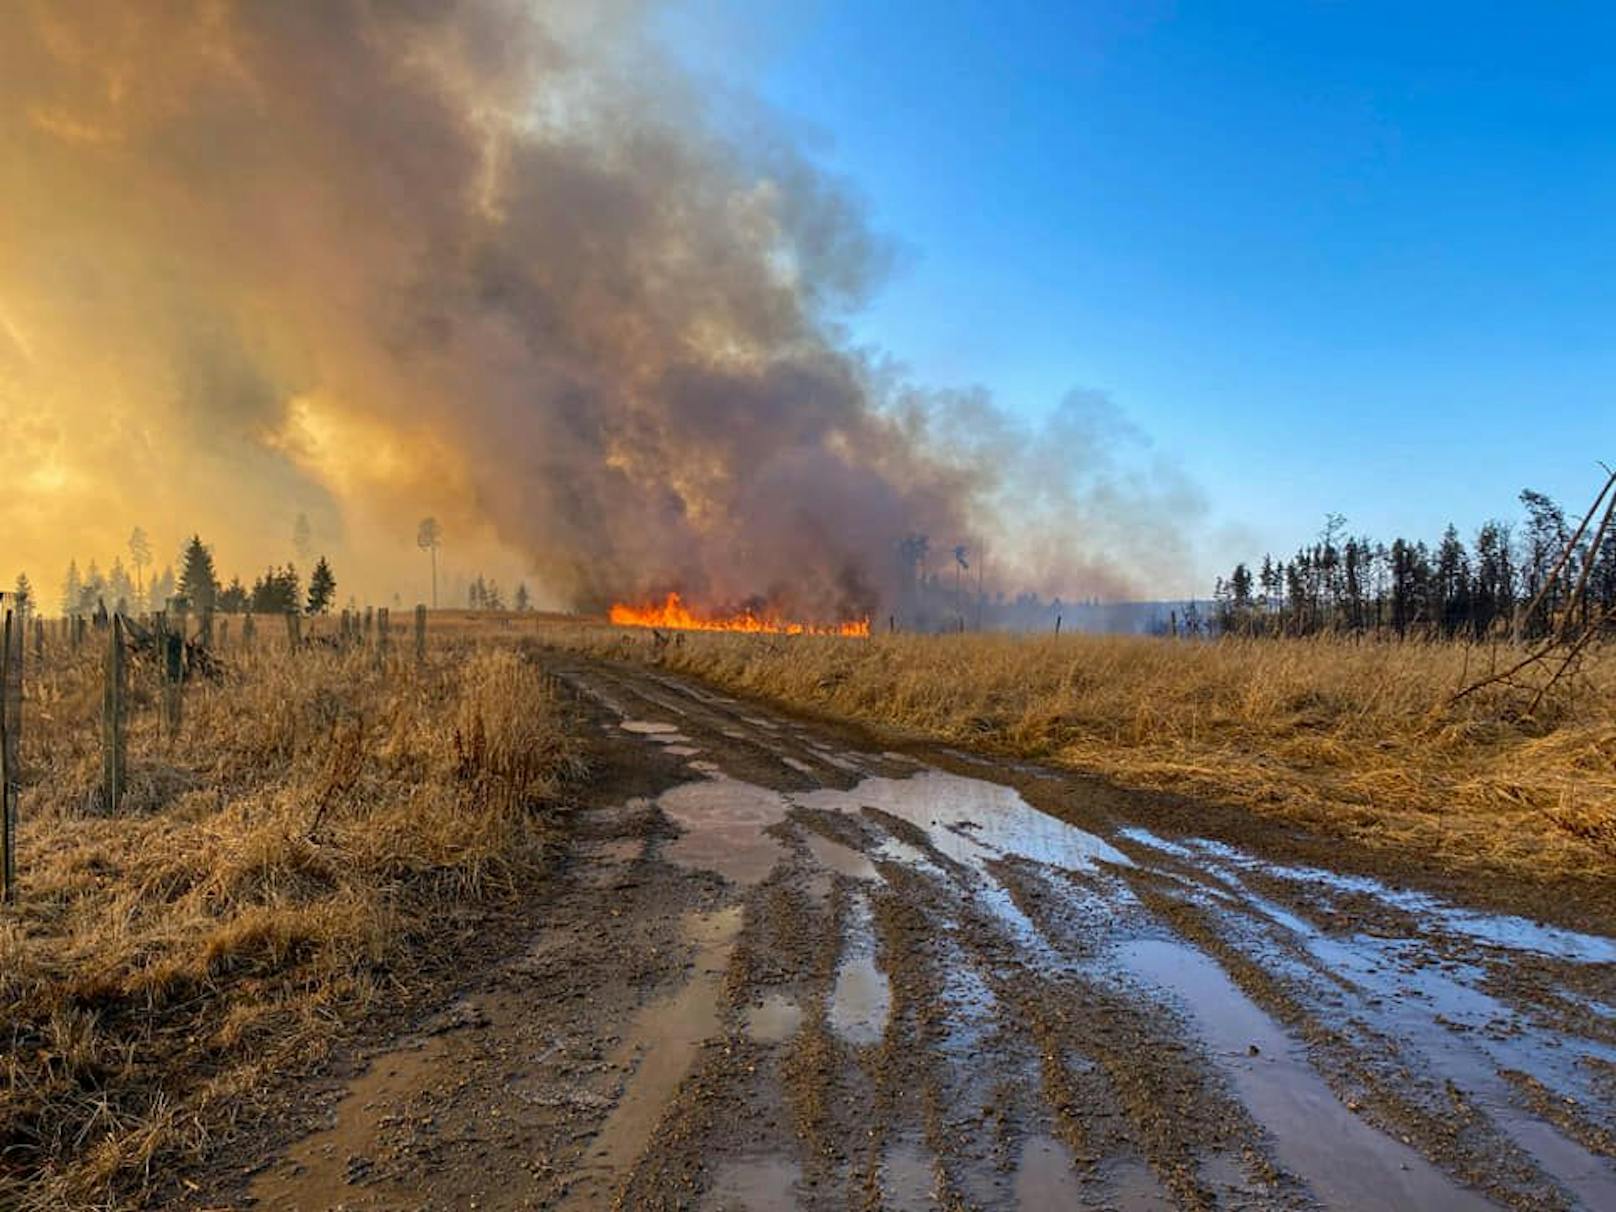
[1,636,582,1210]
[557,626,1615,886]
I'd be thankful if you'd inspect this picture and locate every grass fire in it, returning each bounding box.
[608,592,871,636]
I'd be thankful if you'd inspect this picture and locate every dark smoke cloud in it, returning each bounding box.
[0,0,1202,614]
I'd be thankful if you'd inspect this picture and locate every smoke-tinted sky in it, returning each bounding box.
[1,0,1218,614]
[668,1,1616,566]
[10,3,1608,614]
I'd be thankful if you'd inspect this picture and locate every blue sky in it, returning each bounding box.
[664,1,1616,572]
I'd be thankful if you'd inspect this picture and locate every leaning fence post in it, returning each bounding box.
[102,615,126,813]
[1,603,22,902]
[414,604,427,665]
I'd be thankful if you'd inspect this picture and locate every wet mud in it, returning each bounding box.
[223,650,1615,1211]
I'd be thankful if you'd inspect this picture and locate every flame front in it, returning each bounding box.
[609,592,870,637]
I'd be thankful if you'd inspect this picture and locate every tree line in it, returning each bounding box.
[16,519,537,621]
[1212,489,1616,639]
[22,531,344,619]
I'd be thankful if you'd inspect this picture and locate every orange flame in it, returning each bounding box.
[609,592,870,636]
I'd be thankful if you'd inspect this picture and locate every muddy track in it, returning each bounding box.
[227,651,1616,1211]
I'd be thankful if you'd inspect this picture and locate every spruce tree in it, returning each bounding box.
[306,557,337,615]
[178,535,220,611]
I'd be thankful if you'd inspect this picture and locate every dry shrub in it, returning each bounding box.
[0,636,581,1210]
[553,625,1615,884]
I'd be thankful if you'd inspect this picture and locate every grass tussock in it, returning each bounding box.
[1,637,582,1210]
[564,627,1615,883]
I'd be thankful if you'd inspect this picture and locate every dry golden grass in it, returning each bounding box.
[1,631,582,1210]
[558,626,1616,885]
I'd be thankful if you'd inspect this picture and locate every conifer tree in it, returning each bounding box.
[306,557,337,615]
[178,535,220,611]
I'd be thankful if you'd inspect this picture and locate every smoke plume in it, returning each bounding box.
[0,1,1200,616]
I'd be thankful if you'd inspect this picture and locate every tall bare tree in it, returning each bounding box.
[416,517,443,609]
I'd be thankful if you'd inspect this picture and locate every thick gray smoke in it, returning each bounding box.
[0,1,1201,616]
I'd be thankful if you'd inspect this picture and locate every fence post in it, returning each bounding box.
[364,606,374,645]
[1,603,21,902]
[102,615,125,813]
[72,615,84,652]
[200,607,214,649]
[163,627,183,739]
[414,604,427,664]
[219,618,230,648]
[285,611,301,650]
[32,616,43,664]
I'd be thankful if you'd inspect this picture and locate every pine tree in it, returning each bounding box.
[514,582,530,612]
[306,557,337,615]
[62,559,83,616]
[13,572,32,615]
[178,535,220,611]
[128,526,152,603]
[108,557,136,614]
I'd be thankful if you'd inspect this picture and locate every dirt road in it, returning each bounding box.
[235,652,1616,1211]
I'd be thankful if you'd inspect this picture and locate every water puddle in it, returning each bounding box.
[564,906,743,1208]
[829,891,890,1045]
[664,744,700,756]
[1186,839,1616,965]
[1118,938,1493,1211]
[881,1140,936,1209]
[803,832,881,881]
[657,778,790,885]
[621,720,679,735]
[743,993,803,1043]
[798,771,1133,875]
[1013,1135,1082,1207]
[250,1032,450,1207]
[781,756,816,775]
[703,1155,801,1210]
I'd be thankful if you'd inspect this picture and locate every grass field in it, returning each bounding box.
[559,625,1616,887]
[0,629,582,1210]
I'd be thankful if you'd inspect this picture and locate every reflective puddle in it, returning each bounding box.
[1117,937,1494,1211]
[702,1155,801,1210]
[563,906,743,1208]
[803,831,881,881]
[743,993,803,1043]
[829,891,890,1045]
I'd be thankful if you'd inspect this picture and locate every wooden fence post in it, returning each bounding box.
[219,618,230,648]
[32,616,43,664]
[102,615,125,813]
[200,608,214,649]
[285,611,301,650]
[243,611,256,649]
[164,628,184,739]
[415,604,427,664]
[1,603,22,901]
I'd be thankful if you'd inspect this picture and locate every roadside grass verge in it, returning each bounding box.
[555,626,1615,887]
[1,639,583,1210]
